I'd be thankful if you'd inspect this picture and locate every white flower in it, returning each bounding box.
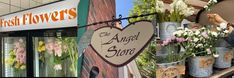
[192,53,196,57]
[216,27,221,31]
[155,0,165,13]
[213,0,217,3]
[54,64,62,70]
[196,44,203,48]
[173,30,183,36]
[201,27,206,30]
[224,30,229,34]
[177,27,184,30]
[195,30,200,35]
[213,54,219,58]
[211,32,218,37]
[170,0,187,13]
[182,7,195,17]
[204,5,208,9]
[206,48,212,54]
[193,38,199,42]
[220,22,227,29]
[185,28,189,31]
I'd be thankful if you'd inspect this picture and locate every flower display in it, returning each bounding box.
[5,38,26,70]
[161,37,187,46]
[38,41,46,53]
[155,0,195,22]
[173,26,229,57]
[44,38,66,57]
[37,37,78,76]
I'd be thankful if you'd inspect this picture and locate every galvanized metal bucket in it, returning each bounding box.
[188,56,214,77]
[157,22,181,55]
[156,59,185,78]
[159,22,180,40]
[214,47,233,68]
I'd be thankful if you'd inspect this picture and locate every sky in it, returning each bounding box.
[116,0,134,27]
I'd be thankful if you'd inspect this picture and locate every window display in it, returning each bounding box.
[33,36,78,77]
[3,37,27,77]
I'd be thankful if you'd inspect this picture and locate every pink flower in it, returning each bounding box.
[176,38,186,43]
[19,39,24,43]
[14,42,21,49]
[63,45,68,53]
[15,47,26,64]
[45,42,54,54]
[201,32,208,38]
[161,37,177,46]
[54,41,62,57]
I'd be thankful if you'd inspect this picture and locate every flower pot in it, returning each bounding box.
[157,22,181,55]
[188,56,214,77]
[156,59,185,78]
[214,47,233,68]
[159,22,180,40]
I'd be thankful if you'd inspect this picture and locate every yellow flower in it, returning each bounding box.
[38,41,44,46]
[15,63,20,69]
[9,50,15,56]
[37,41,46,52]
[20,65,26,70]
[40,46,46,52]
[5,58,15,66]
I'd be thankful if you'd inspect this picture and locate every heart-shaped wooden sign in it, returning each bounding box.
[90,21,154,67]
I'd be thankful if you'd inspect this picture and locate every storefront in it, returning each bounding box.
[0,0,83,77]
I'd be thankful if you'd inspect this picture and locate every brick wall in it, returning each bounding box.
[80,0,118,78]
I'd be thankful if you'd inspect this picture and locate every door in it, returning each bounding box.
[1,27,78,77]
[1,31,28,77]
[32,28,78,77]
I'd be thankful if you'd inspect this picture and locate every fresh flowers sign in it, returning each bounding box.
[155,0,195,22]
[91,21,154,67]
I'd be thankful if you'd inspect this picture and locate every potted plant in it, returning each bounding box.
[155,0,195,40]
[155,36,187,78]
[173,27,221,77]
[214,25,233,68]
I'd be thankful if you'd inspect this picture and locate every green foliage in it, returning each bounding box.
[136,42,157,78]
[130,0,157,77]
[129,0,156,23]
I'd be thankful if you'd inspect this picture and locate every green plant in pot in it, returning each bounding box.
[173,27,222,77]
[213,25,233,68]
[155,0,195,41]
[155,35,188,78]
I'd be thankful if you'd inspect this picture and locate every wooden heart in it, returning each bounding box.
[90,21,154,67]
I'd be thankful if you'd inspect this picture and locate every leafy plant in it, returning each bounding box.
[129,0,195,23]
[37,37,78,77]
[136,42,157,78]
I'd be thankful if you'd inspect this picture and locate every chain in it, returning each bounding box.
[77,12,157,28]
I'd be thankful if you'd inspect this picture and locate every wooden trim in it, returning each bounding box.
[210,66,234,78]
